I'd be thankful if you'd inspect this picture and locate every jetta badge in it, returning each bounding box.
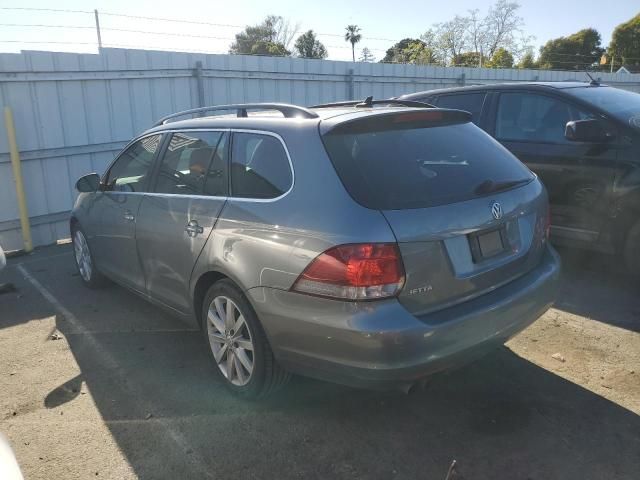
[491,202,503,220]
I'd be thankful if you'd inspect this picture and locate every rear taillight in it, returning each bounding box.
[292,243,405,300]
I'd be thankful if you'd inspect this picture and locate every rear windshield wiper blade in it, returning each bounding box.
[474,178,531,195]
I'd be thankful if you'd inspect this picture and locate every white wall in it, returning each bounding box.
[1,48,639,251]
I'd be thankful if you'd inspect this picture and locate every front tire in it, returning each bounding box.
[201,280,289,398]
[72,227,107,288]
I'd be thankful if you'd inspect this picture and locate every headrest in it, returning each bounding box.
[190,147,214,168]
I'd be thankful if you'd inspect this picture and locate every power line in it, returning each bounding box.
[0,7,92,14]
[101,27,232,41]
[315,32,399,43]
[0,40,96,45]
[0,23,93,29]
[1,6,402,45]
[100,11,244,29]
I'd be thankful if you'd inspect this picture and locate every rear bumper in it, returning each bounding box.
[247,245,561,390]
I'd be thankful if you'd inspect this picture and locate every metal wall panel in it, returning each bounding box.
[1,47,639,250]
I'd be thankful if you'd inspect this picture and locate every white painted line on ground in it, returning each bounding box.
[16,264,214,479]
[63,328,200,335]
[10,251,73,266]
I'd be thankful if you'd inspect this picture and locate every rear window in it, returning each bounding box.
[435,93,486,124]
[322,114,533,210]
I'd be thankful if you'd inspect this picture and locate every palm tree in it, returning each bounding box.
[345,25,362,62]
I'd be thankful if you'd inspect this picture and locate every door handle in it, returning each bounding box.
[123,211,135,222]
[185,220,204,237]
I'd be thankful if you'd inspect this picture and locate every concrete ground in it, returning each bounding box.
[0,244,638,480]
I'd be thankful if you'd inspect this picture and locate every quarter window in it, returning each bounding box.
[231,133,292,199]
[105,134,161,192]
[435,93,486,124]
[154,131,227,196]
[496,92,593,143]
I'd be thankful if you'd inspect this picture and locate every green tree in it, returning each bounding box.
[487,47,514,68]
[230,16,294,56]
[294,30,328,59]
[517,51,536,68]
[538,28,604,70]
[404,41,437,64]
[381,39,436,64]
[359,47,375,62]
[345,25,362,62]
[452,51,486,66]
[381,38,421,62]
[608,13,640,71]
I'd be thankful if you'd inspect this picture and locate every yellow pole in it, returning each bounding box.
[4,107,33,253]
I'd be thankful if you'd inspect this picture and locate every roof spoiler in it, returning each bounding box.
[322,108,472,135]
[311,96,435,109]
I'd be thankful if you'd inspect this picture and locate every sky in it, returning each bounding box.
[0,0,638,62]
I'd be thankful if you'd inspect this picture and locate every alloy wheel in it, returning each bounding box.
[206,295,255,386]
[74,230,93,282]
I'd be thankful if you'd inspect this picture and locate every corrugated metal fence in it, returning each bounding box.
[1,47,640,251]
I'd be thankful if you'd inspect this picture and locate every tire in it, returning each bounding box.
[623,220,640,274]
[201,279,290,398]
[71,226,107,288]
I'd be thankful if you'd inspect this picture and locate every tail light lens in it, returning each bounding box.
[292,243,405,300]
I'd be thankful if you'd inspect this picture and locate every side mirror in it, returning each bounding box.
[565,119,609,143]
[75,173,100,193]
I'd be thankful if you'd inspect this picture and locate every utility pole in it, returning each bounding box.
[94,9,103,50]
[610,54,614,74]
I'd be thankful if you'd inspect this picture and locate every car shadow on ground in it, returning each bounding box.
[552,246,640,333]
[4,245,636,480]
[56,326,640,480]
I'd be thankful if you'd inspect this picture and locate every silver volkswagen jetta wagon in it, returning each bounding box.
[71,99,561,397]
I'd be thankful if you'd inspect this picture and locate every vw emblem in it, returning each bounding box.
[491,202,503,220]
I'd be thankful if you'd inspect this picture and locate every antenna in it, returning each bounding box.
[585,70,600,86]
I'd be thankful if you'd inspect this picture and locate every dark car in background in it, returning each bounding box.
[399,82,640,271]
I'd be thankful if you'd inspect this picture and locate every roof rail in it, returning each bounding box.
[310,96,435,109]
[153,103,319,127]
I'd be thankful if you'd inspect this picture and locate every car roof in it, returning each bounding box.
[398,81,608,99]
[142,105,438,137]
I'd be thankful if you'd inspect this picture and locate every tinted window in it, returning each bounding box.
[154,131,227,196]
[496,92,593,143]
[565,86,640,130]
[322,117,533,210]
[435,93,485,124]
[231,133,292,199]
[105,135,161,192]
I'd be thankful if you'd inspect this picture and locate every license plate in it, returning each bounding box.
[469,228,507,262]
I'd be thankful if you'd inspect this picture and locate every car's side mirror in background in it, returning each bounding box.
[565,119,609,143]
[75,173,101,192]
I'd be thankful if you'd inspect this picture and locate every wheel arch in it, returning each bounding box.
[192,270,231,328]
[69,215,79,234]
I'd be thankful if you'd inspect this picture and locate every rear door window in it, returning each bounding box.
[154,131,227,196]
[230,133,292,199]
[322,112,533,210]
[435,93,486,124]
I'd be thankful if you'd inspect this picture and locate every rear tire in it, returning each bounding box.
[201,279,290,398]
[71,226,107,288]
[623,220,640,274]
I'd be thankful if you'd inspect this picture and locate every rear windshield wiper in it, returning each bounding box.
[474,178,531,195]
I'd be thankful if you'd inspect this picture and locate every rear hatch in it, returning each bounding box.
[321,109,549,315]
